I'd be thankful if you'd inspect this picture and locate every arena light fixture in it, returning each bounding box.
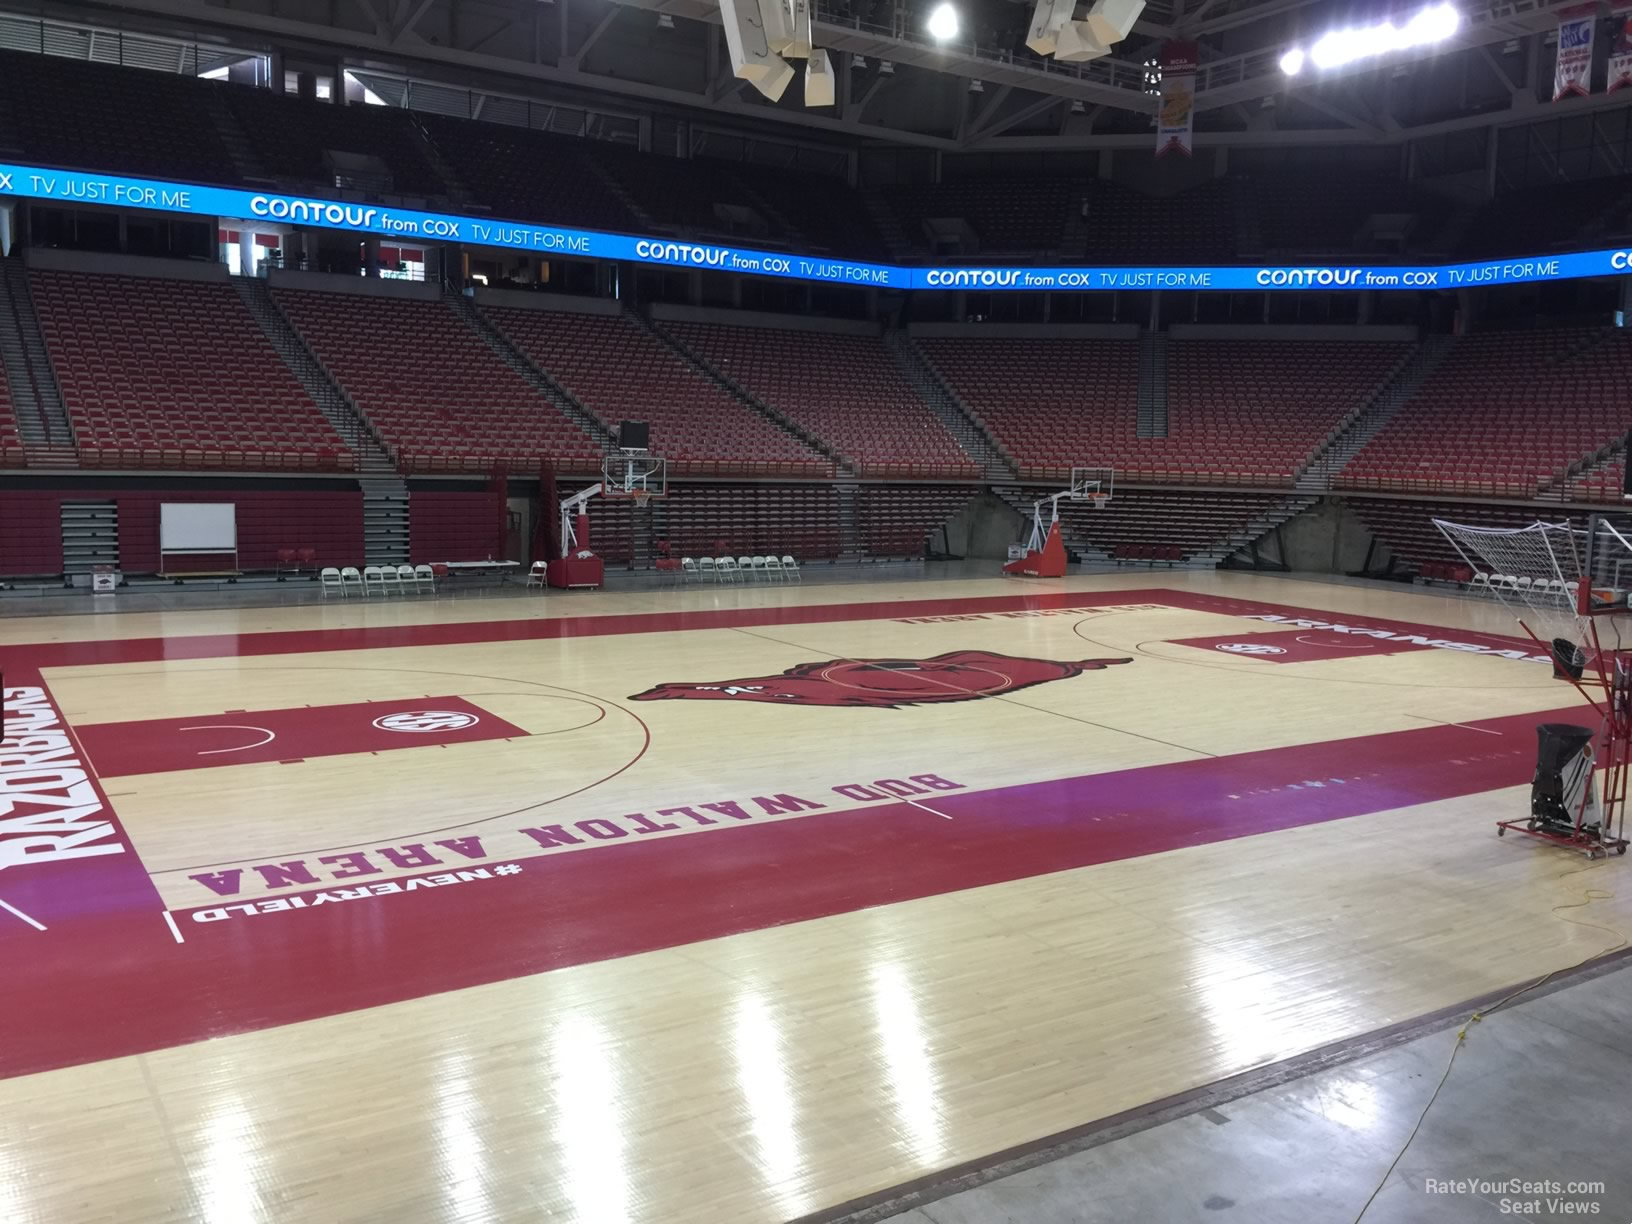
[927,2,960,42]
[1281,2,1460,75]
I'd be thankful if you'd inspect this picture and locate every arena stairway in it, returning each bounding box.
[445,292,619,460]
[0,256,75,468]
[234,277,396,472]
[642,314,851,475]
[1296,335,1453,491]
[1214,494,1321,567]
[887,331,1016,480]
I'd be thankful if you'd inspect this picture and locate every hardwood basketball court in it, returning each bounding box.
[3,570,1628,1223]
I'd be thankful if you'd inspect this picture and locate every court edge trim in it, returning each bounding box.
[806,947,1632,1224]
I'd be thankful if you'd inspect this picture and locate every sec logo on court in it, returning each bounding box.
[1214,643,1288,656]
[372,710,482,733]
[630,650,1131,709]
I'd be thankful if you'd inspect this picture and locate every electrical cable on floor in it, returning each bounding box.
[1351,863,1626,1224]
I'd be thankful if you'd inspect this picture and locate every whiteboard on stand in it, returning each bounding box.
[160,503,237,552]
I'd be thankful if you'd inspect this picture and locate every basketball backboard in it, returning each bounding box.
[1070,467,1114,506]
[602,453,668,499]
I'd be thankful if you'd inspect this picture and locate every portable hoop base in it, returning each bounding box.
[1499,618,1631,860]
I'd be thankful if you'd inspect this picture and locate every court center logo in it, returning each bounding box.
[630,650,1131,709]
[1214,643,1288,656]
[373,710,481,733]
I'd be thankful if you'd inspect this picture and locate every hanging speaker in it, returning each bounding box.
[720,0,795,99]
[804,49,835,107]
[1026,0,1073,55]
[1055,21,1111,60]
[1084,0,1145,46]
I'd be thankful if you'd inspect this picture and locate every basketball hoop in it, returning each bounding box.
[1089,493,1110,510]
[1434,513,1632,859]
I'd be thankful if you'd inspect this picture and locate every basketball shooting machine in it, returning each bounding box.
[551,421,666,589]
[1005,467,1112,579]
[1435,514,1632,859]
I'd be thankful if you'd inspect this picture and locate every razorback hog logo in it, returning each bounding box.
[630,650,1131,708]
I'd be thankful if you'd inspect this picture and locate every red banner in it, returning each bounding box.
[1610,1,1632,91]
[1156,40,1199,158]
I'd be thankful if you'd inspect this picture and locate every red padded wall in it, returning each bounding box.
[0,489,363,576]
[410,491,501,564]
[114,491,364,572]
[0,492,64,576]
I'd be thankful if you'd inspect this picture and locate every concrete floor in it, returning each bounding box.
[863,958,1632,1224]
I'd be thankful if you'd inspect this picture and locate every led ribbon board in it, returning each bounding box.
[5,161,1632,293]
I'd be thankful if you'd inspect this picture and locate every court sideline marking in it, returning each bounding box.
[0,898,48,931]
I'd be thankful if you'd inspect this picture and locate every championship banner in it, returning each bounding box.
[1554,5,1596,101]
[1609,1,1632,91]
[1156,40,1198,158]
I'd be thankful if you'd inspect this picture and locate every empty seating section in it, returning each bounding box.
[1166,340,1410,484]
[419,119,636,231]
[1347,499,1572,571]
[656,484,841,558]
[224,90,444,196]
[0,50,236,183]
[1460,177,1632,257]
[484,309,829,477]
[1249,173,1440,253]
[0,362,22,468]
[856,485,974,556]
[1560,450,1627,504]
[1079,181,1234,261]
[925,337,1403,485]
[1341,330,1632,498]
[30,270,352,470]
[274,290,601,474]
[730,168,888,259]
[1020,487,1286,562]
[669,324,976,478]
[884,179,1071,253]
[917,337,1140,480]
[595,147,744,234]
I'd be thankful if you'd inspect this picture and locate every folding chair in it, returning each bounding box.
[379,566,404,596]
[780,555,801,583]
[526,561,548,589]
[320,567,343,598]
[414,564,436,594]
[699,557,717,583]
[762,556,784,582]
[681,558,699,583]
[362,566,386,597]
[396,565,419,593]
[340,566,365,597]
